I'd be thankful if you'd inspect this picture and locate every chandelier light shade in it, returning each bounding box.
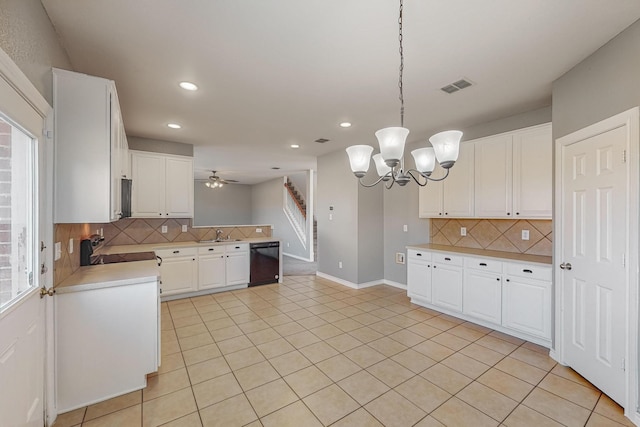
[346,145,374,177]
[344,0,462,189]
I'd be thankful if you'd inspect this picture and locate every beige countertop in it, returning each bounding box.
[97,237,281,255]
[55,260,160,294]
[406,243,552,265]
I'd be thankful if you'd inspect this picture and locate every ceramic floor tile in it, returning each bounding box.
[256,337,296,358]
[308,323,343,339]
[216,335,254,355]
[448,324,488,341]
[412,340,455,361]
[84,390,141,421]
[285,330,322,349]
[246,327,281,345]
[459,342,505,366]
[175,323,209,339]
[142,388,197,427]
[330,408,384,427]
[245,378,299,417]
[430,331,472,351]
[391,348,437,374]
[593,394,636,426]
[367,359,414,388]
[475,334,519,355]
[538,373,600,409]
[441,352,490,379]
[260,401,323,427]
[198,393,257,427]
[550,364,598,390]
[387,329,426,346]
[284,365,333,398]
[367,336,408,357]
[523,388,591,427]
[349,326,385,343]
[337,370,390,405]
[83,404,141,427]
[457,381,519,422]
[477,368,535,402]
[186,356,231,384]
[52,407,86,427]
[495,356,547,385]
[421,363,473,394]
[269,350,312,376]
[191,372,243,408]
[303,384,360,425]
[143,368,191,401]
[209,325,244,342]
[225,346,265,370]
[502,405,563,427]
[178,332,215,351]
[364,390,427,427]
[510,347,556,371]
[298,341,339,363]
[158,411,202,427]
[316,354,362,382]
[344,345,387,368]
[325,333,363,352]
[234,360,281,391]
[431,397,499,427]
[586,412,632,427]
[181,343,222,366]
[395,375,451,413]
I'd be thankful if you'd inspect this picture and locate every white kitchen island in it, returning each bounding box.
[54,260,160,412]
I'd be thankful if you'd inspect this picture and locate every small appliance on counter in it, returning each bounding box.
[80,234,103,266]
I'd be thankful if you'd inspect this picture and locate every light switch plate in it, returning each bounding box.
[54,242,61,261]
[68,238,74,254]
[403,225,408,232]
[256,228,262,233]
[161,225,168,234]
[338,261,343,269]
[522,229,530,240]
[181,224,188,232]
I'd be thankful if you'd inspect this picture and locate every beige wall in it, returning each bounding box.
[0,0,72,103]
[54,219,271,285]
[430,219,552,257]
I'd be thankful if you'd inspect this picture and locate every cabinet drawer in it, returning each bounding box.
[464,256,502,273]
[155,247,197,258]
[408,249,431,261]
[504,262,551,281]
[198,246,225,255]
[432,252,463,266]
[226,243,249,253]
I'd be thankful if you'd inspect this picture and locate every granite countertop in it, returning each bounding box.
[98,237,281,255]
[406,243,552,265]
[55,260,160,294]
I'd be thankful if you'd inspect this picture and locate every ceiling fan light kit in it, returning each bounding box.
[345,0,462,189]
[204,170,237,189]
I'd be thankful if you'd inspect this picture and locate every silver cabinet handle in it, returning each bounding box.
[560,262,572,270]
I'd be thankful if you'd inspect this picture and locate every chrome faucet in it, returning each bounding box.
[216,229,224,241]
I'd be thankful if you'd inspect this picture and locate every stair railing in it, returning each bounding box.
[283,181,307,248]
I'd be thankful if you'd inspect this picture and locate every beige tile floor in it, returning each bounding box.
[54,275,634,427]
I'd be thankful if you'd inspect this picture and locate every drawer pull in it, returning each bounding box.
[496,278,500,281]
[479,262,487,267]
[427,264,431,268]
[416,253,422,257]
[235,246,240,249]
[208,248,215,251]
[173,250,180,254]
[444,257,451,261]
[523,269,533,274]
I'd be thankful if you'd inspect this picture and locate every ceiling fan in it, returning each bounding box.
[204,170,238,188]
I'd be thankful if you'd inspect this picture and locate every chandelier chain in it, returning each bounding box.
[398,0,404,128]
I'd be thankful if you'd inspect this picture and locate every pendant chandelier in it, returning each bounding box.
[345,0,462,188]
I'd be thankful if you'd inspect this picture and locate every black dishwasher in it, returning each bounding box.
[249,242,280,286]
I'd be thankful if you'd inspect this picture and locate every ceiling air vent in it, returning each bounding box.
[315,138,330,143]
[441,78,473,94]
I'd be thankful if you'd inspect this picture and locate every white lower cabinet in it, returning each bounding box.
[225,244,250,285]
[406,248,552,346]
[407,250,432,302]
[198,246,226,290]
[156,248,198,296]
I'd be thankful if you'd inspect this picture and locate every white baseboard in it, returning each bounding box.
[383,279,406,290]
[283,252,314,262]
[315,272,405,290]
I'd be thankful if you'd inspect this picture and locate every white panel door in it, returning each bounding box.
[226,252,249,285]
[131,151,165,217]
[560,123,628,405]
[474,134,513,218]
[159,256,197,296]
[431,264,463,312]
[513,125,553,218]
[165,156,193,217]
[0,51,51,427]
[442,143,475,217]
[463,269,502,324]
[198,254,226,289]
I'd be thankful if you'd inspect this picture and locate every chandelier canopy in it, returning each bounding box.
[345,0,462,188]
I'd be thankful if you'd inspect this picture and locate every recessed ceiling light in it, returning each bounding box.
[167,123,181,129]
[340,122,352,128]
[290,144,300,149]
[179,81,198,91]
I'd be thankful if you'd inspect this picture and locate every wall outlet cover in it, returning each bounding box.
[522,229,530,240]
[181,224,188,232]
[338,261,343,269]
[256,228,262,233]
[403,224,408,232]
[161,225,168,234]
[460,227,467,236]
[396,252,405,264]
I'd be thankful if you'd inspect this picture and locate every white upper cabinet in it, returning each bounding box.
[130,150,194,218]
[419,142,475,218]
[474,123,552,219]
[53,68,127,223]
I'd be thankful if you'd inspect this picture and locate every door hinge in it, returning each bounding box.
[43,129,53,139]
[623,150,627,163]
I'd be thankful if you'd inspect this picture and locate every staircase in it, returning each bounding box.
[283,178,307,248]
[285,179,306,215]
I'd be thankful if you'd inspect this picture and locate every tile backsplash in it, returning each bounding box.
[54,219,272,285]
[430,218,552,257]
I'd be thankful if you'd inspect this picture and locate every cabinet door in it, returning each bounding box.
[110,88,122,221]
[159,256,197,296]
[431,263,463,312]
[512,125,552,218]
[463,269,502,324]
[198,254,226,289]
[226,252,249,285]
[502,276,551,339]
[474,134,513,218]
[165,157,194,217]
[407,258,432,302]
[443,143,475,217]
[418,164,444,218]
[131,152,166,217]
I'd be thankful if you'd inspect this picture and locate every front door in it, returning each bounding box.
[0,52,52,425]
[557,109,636,406]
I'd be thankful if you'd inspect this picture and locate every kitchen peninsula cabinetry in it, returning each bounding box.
[406,246,552,347]
[418,143,475,218]
[130,150,194,218]
[474,123,552,219]
[156,247,198,296]
[53,68,129,223]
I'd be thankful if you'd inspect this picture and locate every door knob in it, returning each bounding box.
[560,262,572,270]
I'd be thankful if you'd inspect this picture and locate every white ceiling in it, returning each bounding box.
[41,0,640,184]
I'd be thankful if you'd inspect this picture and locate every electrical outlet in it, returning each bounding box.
[396,252,405,264]
[181,224,188,232]
[68,238,74,254]
[460,227,467,236]
[522,229,530,240]
[403,224,408,232]
[161,225,168,234]
[339,261,343,269]
[54,242,61,261]
[256,228,262,233]
[287,242,290,247]
[329,214,333,221]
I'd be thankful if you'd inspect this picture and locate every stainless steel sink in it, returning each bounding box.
[199,239,242,243]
